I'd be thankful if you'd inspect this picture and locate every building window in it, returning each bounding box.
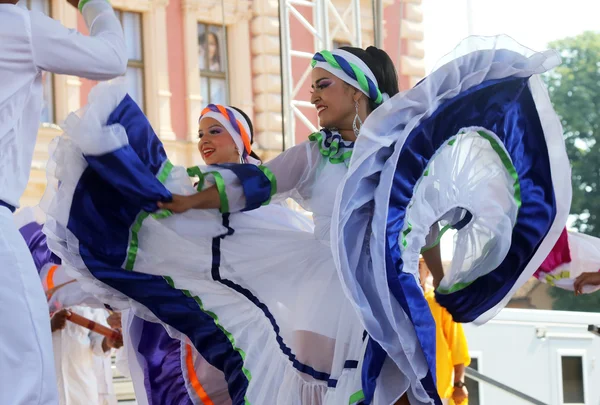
[115,10,145,110]
[198,23,227,105]
[561,356,585,403]
[22,0,55,123]
[465,357,481,405]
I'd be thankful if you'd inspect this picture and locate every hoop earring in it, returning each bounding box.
[352,100,363,137]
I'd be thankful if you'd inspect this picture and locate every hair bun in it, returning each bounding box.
[365,46,384,57]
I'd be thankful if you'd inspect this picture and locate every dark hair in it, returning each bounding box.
[230,106,261,162]
[339,46,399,112]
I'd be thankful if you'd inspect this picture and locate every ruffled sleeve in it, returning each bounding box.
[186,164,277,213]
[187,138,324,213]
[185,129,353,213]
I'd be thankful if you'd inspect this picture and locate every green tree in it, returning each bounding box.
[543,31,600,311]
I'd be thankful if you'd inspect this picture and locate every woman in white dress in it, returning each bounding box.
[43,37,571,405]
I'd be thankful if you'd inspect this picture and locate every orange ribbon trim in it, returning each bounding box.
[185,343,214,405]
[46,265,59,290]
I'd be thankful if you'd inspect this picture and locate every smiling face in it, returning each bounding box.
[197,117,240,164]
[310,68,357,131]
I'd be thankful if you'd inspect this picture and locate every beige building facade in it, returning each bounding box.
[20,0,425,207]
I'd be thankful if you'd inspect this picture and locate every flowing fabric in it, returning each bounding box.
[123,313,232,405]
[41,81,398,404]
[534,227,600,293]
[40,35,571,405]
[15,208,103,312]
[16,207,230,404]
[331,35,571,402]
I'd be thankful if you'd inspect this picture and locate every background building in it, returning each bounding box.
[20,0,426,207]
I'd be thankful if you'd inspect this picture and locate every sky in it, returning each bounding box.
[421,0,600,259]
[422,0,600,72]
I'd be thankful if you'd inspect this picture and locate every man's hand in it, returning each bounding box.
[574,272,600,295]
[51,309,69,332]
[66,0,79,8]
[102,334,124,352]
[107,312,122,330]
[452,385,468,404]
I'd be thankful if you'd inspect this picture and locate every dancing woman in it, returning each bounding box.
[43,36,571,404]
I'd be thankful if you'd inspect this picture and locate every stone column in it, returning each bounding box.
[144,0,176,140]
[399,0,425,87]
[250,0,283,152]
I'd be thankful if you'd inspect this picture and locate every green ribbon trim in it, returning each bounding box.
[348,390,365,404]
[401,222,413,248]
[545,270,571,286]
[205,171,229,213]
[420,223,453,254]
[181,289,252,382]
[125,160,174,271]
[125,165,253,400]
[436,280,474,294]
[151,210,173,220]
[436,239,495,294]
[312,50,383,104]
[308,132,353,166]
[427,130,522,294]
[186,166,202,177]
[258,166,277,206]
[157,160,173,183]
[476,130,522,209]
[78,0,108,12]
[125,212,149,271]
[187,166,206,192]
[162,279,253,401]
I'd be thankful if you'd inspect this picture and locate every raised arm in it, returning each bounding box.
[30,0,127,80]
[159,142,317,214]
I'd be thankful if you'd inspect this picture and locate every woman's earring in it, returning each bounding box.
[352,100,363,137]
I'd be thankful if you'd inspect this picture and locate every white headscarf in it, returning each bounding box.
[199,105,260,165]
[311,49,390,103]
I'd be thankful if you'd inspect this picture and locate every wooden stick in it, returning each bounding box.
[45,279,77,301]
[66,311,122,340]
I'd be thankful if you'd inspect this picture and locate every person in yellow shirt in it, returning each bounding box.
[419,258,470,405]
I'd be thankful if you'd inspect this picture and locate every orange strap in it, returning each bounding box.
[185,343,214,405]
[46,265,59,290]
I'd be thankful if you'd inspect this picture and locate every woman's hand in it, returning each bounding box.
[574,272,600,295]
[158,187,222,213]
[157,194,193,214]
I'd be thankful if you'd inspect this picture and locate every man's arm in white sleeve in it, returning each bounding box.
[30,0,127,80]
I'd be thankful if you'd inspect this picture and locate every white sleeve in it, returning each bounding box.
[30,0,127,80]
[190,141,320,213]
[263,141,319,206]
[89,308,111,357]
[115,348,130,378]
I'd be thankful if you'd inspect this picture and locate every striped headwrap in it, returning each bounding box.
[199,104,260,165]
[311,49,389,105]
